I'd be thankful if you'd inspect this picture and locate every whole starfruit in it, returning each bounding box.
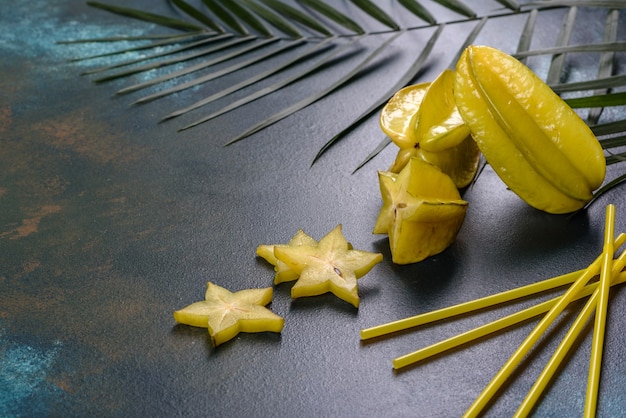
[454,45,606,214]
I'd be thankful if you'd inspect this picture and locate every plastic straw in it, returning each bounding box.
[515,237,625,417]
[392,270,626,370]
[362,271,579,340]
[585,204,616,417]
[462,241,615,418]
[361,235,626,341]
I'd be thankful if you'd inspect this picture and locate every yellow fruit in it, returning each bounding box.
[256,229,318,284]
[381,72,480,189]
[375,158,468,264]
[273,225,382,308]
[391,135,480,190]
[415,69,471,152]
[390,201,467,265]
[380,82,430,149]
[173,282,284,346]
[454,45,606,214]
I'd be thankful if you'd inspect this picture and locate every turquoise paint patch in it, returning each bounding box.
[0,330,64,417]
[0,1,153,61]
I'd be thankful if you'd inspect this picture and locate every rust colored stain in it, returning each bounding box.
[32,111,142,166]
[0,205,62,240]
[0,106,11,133]
[12,260,42,279]
[51,373,77,394]
[0,284,66,323]
[0,187,6,197]
[2,266,161,365]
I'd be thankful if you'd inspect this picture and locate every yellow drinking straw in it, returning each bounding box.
[392,271,626,370]
[362,271,579,340]
[515,229,625,417]
[462,208,619,418]
[361,234,626,341]
[585,204,616,417]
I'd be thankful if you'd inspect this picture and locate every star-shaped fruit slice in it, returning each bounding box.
[273,225,383,308]
[375,158,468,264]
[256,229,318,284]
[173,282,284,346]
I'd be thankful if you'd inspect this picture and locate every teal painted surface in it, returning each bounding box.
[1,1,626,417]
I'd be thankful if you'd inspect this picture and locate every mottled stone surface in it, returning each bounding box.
[2,1,626,417]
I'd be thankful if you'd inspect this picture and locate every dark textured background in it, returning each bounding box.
[2,1,626,416]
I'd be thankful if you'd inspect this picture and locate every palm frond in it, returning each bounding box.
[297,0,365,34]
[92,35,253,82]
[566,92,626,108]
[201,0,249,35]
[397,0,437,25]
[160,37,336,120]
[181,36,360,132]
[65,0,626,202]
[260,0,333,36]
[214,0,273,36]
[516,8,538,62]
[433,0,476,18]
[349,0,400,30]
[316,24,446,167]
[240,0,303,38]
[587,8,619,124]
[72,32,219,64]
[545,5,576,85]
[172,0,225,32]
[86,1,206,31]
[115,37,284,95]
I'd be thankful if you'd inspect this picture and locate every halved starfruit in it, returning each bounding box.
[375,158,468,264]
[380,82,431,149]
[380,70,480,188]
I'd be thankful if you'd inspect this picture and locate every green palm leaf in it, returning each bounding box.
[93,35,252,82]
[260,0,333,36]
[214,0,273,36]
[86,1,206,31]
[297,0,365,34]
[433,0,476,18]
[115,37,284,95]
[349,0,399,30]
[316,24,445,167]
[587,8,619,124]
[566,92,626,108]
[240,0,303,38]
[172,0,224,32]
[201,0,249,35]
[72,32,217,64]
[398,0,437,25]
[65,0,626,203]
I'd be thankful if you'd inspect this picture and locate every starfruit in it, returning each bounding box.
[414,69,471,152]
[380,82,430,149]
[256,229,318,284]
[375,158,468,264]
[380,70,480,188]
[273,225,383,308]
[173,282,284,347]
[454,45,606,214]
